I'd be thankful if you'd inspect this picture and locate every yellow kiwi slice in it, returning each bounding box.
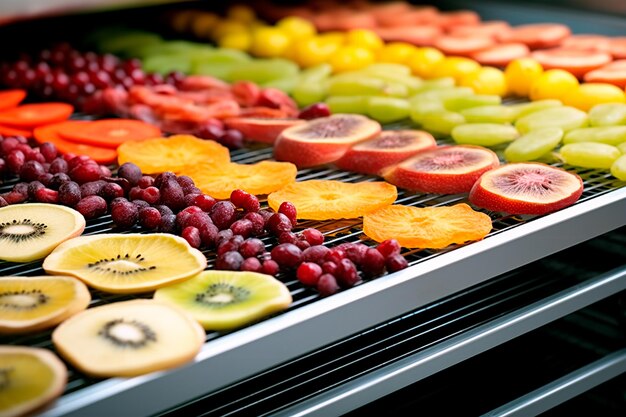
[154,271,292,331]
[52,299,205,377]
[0,276,90,334]
[0,346,67,417]
[0,204,85,263]
[42,233,207,294]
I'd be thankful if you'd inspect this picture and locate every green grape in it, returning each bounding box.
[293,83,328,107]
[509,99,562,119]
[504,127,563,162]
[262,76,299,94]
[588,103,626,126]
[560,142,621,169]
[367,97,411,123]
[515,106,588,134]
[460,105,517,123]
[451,123,519,146]
[134,40,209,59]
[410,100,445,123]
[413,77,456,92]
[563,126,626,146]
[357,68,423,95]
[190,48,251,65]
[418,110,466,136]
[227,59,299,84]
[142,54,191,75]
[327,76,408,97]
[98,31,163,56]
[361,63,412,76]
[618,142,626,154]
[298,63,333,83]
[325,96,370,114]
[193,61,238,80]
[610,154,626,180]
[443,94,502,111]
[408,86,473,106]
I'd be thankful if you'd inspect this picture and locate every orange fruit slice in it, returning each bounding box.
[363,203,492,249]
[268,180,397,220]
[179,161,297,199]
[117,135,231,175]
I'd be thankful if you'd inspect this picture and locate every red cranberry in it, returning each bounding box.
[80,180,106,197]
[270,243,303,269]
[137,175,155,189]
[27,181,45,200]
[301,228,324,246]
[216,251,244,271]
[241,257,262,272]
[243,212,265,235]
[267,213,292,236]
[34,188,59,204]
[6,149,25,174]
[193,194,216,212]
[336,258,360,288]
[138,207,161,230]
[217,129,244,150]
[230,219,253,238]
[49,157,68,174]
[377,239,401,258]
[200,223,219,248]
[117,162,143,186]
[361,248,386,278]
[303,245,330,264]
[111,200,138,229]
[261,259,280,276]
[140,186,160,204]
[182,226,202,249]
[159,178,185,211]
[278,201,297,226]
[99,182,124,201]
[239,238,265,258]
[317,274,340,297]
[297,262,323,286]
[322,261,339,276]
[75,195,107,219]
[58,181,81,207]
[49,173,72,190]
[176,206,204,230]
[39,142,58,162]
[325,248,346,265]
[386,253,408,272]
[210,201,237,230]
[70,163,102,184]
[158,214,177,234]
[298,102,331,120]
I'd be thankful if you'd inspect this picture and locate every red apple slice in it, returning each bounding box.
[273,114,381,168]
[382,145,500,194]
[469,163,583,215]
[335,130,436,175]
[223,117,306,144]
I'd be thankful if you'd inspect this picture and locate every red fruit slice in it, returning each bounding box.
[335,130,436,175]
[584,59,626,88]
[434,35,495,57]
[382,145,500,194]
[448,20,512,39]
[498,23,571,49]
[436,10,481,31]
[57,119,162,149]
[0,89,27,111]
[33,121,118,164]
[0,103,73,128]
[530,48,613,78]
[373,26,441,46]
[469,163,583,215]
[471,43,530,67]
[223,117,306,144]
[608,37,626,59]
[374,6,439,27]
[561,34,612,53]
[273,114,381,168]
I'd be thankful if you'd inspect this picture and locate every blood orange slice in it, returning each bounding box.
[179,161,297,199]
[267,180,397,220]
[335,130,436,175]
[58,119,162,149]
[363,203,492,249]
[117,134,231,175]
[469,162,583,215]
[383,145,500,194]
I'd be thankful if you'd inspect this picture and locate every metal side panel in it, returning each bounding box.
[37,187,626,417]
[272,265,626,417]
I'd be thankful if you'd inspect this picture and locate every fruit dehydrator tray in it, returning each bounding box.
[1,137,625,417]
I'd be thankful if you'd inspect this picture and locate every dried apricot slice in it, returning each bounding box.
[363,204,492,249]
[117,135,231,175]
[268,180,397,220]
[179,161,297,199]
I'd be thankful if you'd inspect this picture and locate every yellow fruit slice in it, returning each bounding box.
[116,135,231,175]
[268,180,397,220]
[0,203,85,263]
[0,276,90,334]
[0,346,67,417]
[179,160,297,199]
[42,233,207,294]
[52,299,204,377]
[363,203,492,249]
[154,270,292,331]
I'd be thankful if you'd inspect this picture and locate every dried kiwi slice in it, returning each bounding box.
[154,271,292,331]
[43,234,207,294]
[0,276,90,334]
[52,299,204,377]
[0,204,85,263]
[0,346,67,417]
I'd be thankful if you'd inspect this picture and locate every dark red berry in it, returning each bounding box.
[39,142,58,162]
[386,253,408,272]
[49,157,68,174]
[0,196,7,207]
[377,239,401,258]
[261,259,279,276]
[176,175,195,190]
[336,242,368,266]
[128,186,143,201]
[153,204,174,217]
[278,201,297,226]
[159,178,185,211]
[111,200,138,229]
[182,226,202,249]
[296,239,311,251]
[6,149,25,174]
[35,188,59,203]
[217,235,244,256]
[58,181,82,207]
[185,210,213,231]
[217,129,244,149]
[80,180,106,197]
[241,257,262,272]
[3,191,27,204]
[230,219,253,238]
[27,181,45,200]
[336,258,360,288]
[20,160,45,181]
[49,173,72,190]
[267,213,292,236]
[75,195,107,219]
[137,175,155,189]
[322,261,339,276]
[210,201,237,230]
[176,206,204,230]
[317,274,340,297]
[303,245,330,264]
[200,223,219,247]
[242,212,264,235]
[325,248,346,265]
[216,251,244,271]
[230,189,249,208]
[69,162,102,184]
[99,182,124,201]
[158,214,177,233]
[193,194,216,212]
[140,186,160,204]
[138,207,161,230]
[301,228,324,246]
[270,243,303,269]
[239,238,265,258]
[278,231,298,244]
[37,173,54,187]
[361,248,386,278]
[297,262,323,286]
[132,199,150,209]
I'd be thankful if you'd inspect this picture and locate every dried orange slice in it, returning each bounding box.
[268,180,397,220]
[179,161,297,200]
[117,135,231,175]
[363,203,492,249]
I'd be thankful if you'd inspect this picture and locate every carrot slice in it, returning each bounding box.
[434,35,495,57]
[33,121,117,164]
[471,43,530,67]
[57,119,162,149]
[584,60,626,88]
[0,124,32,138]
[498,23,571,49]
[0,89,27,111]
[530,48,613,78]
[0,103,73,128]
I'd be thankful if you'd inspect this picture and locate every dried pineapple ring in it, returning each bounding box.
[268,180,397,220]
[363,203,492,249]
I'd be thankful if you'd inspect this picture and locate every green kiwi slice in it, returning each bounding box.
[154,271,292,331]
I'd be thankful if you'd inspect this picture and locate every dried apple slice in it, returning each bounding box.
[335,130,437,175]
[469,162,584,215]
[0,346,67,417]
[273,114,381,168]
[383,145,500,194]
[223,117,306,144]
